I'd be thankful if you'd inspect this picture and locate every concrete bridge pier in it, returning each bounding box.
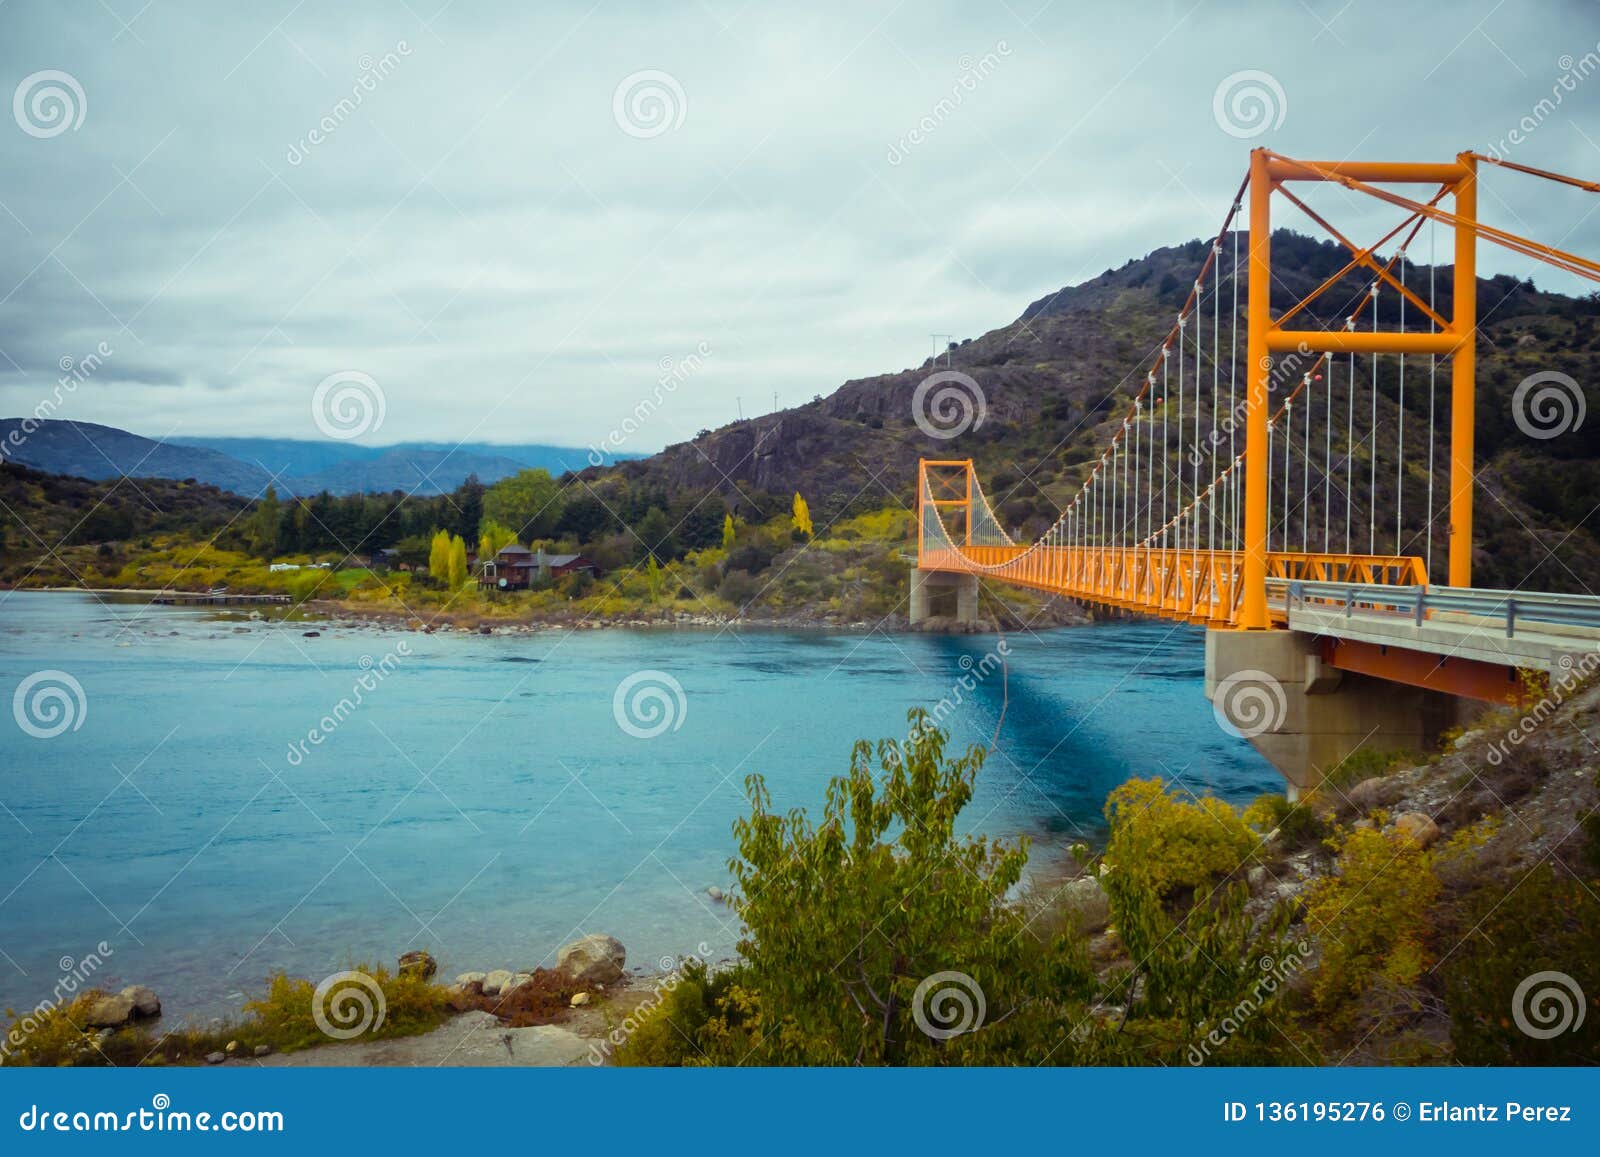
[909,568,980,626]
[1204,628,1463,800]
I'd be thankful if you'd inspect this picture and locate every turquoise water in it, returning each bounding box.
[0,592,1276,1022]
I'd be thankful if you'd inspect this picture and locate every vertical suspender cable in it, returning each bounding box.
[1302,373,1311,552]
[1397,253,1407,554]
[1369,284,1379,555]
[1176,317,1185,557]
[1230,225,1240,551]
[1427,222,1438,580]
[1345,326,1355,555]
[1283,400,1292,553]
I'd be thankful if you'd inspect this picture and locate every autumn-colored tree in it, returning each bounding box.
[790,492,813,540]
[446,533,469,590]
[427,529,452,582]
[721,512,738,550]
[477,518,517,563]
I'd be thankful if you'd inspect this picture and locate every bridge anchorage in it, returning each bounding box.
[915,148,1600,797]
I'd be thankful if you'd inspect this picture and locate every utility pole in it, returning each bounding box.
[931,334,953,366]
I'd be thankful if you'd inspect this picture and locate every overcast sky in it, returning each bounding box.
[2,0,1598,452]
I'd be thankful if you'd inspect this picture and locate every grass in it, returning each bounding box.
[1,963,453,1067]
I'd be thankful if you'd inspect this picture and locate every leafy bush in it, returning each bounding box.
[1302,826,1440,1020]
[719,709,1095,1065]
[1243,792,1329,848]
[1440,865,1600,1064]
[1103,777,1258,900]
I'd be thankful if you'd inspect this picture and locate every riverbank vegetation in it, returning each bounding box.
[1,461,1070,629]
[612,700,1600,1066]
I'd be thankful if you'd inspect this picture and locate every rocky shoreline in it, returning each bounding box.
[42,932,694,1069]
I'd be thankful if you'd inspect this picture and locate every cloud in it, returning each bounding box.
[0,0,1597,448]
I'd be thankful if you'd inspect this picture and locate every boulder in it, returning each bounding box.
[1347,775,1393,814]
[84,992,136,1029]
[555,934,626,987]
[253,1045,271,1057]
[1246,865,1270,893]
[397,950,437,980]
[1393,811,1440,848]
[707,886,724,903]
[570,992,591,1007]
[1060,875,1111,933]
[481,969,514,997]
[121,985,160,1019]
[454,971,487,992]
[503,973,532,996]
[204,1051,225,1065]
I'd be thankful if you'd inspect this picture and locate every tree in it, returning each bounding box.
[427,529,451,581]
[791,492,813,540]
[483,469,563,540]
[719,710,1092,1065]
[721,512,738,550]
[446,533,468,590]
[477,518,517,562]
[635,507,674,562]
[249,487,281,561]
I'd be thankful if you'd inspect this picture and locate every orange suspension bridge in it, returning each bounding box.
[915,149,1600,786]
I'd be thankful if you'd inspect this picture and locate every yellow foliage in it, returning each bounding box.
[1103,777,1258,897]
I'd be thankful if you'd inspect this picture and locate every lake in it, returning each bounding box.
[0,591,1277,1022]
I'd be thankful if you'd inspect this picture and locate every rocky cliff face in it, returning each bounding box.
[593,229,1600,592]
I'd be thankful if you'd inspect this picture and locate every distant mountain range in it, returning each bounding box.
[0,421,629,497]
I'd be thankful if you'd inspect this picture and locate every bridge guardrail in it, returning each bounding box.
[1272,579,1600,640]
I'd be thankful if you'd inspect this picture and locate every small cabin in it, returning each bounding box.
[480,544,599,590]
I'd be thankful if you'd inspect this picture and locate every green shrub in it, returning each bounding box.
[720,708,1096,1065]
[1323,747,1410,790]
[1303,826,1439,1020]
[1441,865,1600,1064]
[1243,792,1329,848]
[1104,777,1258,899]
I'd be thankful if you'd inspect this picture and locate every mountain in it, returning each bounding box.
[594,229,1600,594]
[0,420,276,496]
[0,424,630,497]
[165,437,632,484]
